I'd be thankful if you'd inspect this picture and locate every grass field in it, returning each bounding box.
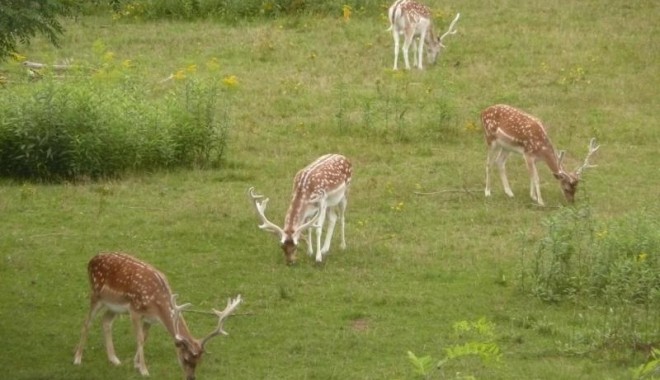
[0,1,658,379]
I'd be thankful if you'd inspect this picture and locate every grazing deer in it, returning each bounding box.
[248,153,352,265]
[481,104,599,206]
[388,0,460,70]
[73,252,242,380]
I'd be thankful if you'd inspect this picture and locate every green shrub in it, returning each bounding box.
[100,0,385,21]
[0,76,228,181]
[168,78,228,168]
[521,206,659,356]
[523,206,659,305]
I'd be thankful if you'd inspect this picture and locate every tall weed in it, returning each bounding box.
[0,75,229,181]
[521,206,660,353]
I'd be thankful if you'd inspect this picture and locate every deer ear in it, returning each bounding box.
[554,172,567,180]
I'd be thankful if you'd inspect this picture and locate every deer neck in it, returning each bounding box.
[425,25,436,44]
[161,305,194,341]
[538,146,563,176]
[283,191,314,234]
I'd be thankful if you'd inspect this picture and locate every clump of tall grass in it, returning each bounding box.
[97,0,385,21]
[522,205,659,306]
[520,205,659,353]
[0,75,229,182]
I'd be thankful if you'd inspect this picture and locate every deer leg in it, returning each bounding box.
[73,297,103,365]
[102,310,121,365]
[392,31,401,70]
[402,32,414,70]
[134,322,151,370]
[411,38,418,67]
[338,196,347,250]
[485,145,497,197]
[321,207,338,255]
[314,207,328,262]
[417,33,426,69]
[130,311,150,376]
[524,155,544,206]
[306,226,313,256]
[495,150,514,197]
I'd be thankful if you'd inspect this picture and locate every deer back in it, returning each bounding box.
[88,252,174,318]
[481,104,557,160]
[283,154,352,231]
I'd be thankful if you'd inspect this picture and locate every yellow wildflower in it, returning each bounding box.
[206,58,220,72]
[173,69,186,80]
[10,52,27,62]
[342,5,352,22]
[222,75,239,88]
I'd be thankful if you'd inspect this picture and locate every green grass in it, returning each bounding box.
[1,1,658,379]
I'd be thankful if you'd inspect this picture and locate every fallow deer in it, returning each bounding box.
[388,0,460,70]
[73,252,242,380]
[481,104,599,206]
[248,153,352,264]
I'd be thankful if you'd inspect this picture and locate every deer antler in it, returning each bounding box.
[575,138,600,178]
[200,295,243,349]
[171,294,192,338]
[439,13,460,47]
[248,187,285,237]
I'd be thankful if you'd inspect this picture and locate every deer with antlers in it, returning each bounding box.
[73,252,242,380]
[388,0,460,70]
[248,153,352,265]
[481,104,599,206]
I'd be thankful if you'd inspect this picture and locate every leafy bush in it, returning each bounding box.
[168,78,229,167]
[0,76,228,182]
[0,1,78,61]
[523,206,659,305]
[525,206,596,302]
[520,206,659,357]
[97,0,385,21]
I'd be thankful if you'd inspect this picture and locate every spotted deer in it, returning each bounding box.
[481,104,599,206]
[73,252,242,380]
[388,0,460,70]
[248,153,352,264]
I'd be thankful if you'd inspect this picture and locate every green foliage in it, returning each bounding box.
[168,78,229,168]
[521,206,659,359]
[407,350,435,378]
[408,318,502,379]
[525,205,596,303]
[0,0,78,61]
[441,318,502,367]
[0,75,229,181]
[442,342,502,365]
[524,206,660,305]
[632,348,660,380]
[104,0,384,20]
[590,214,660,305]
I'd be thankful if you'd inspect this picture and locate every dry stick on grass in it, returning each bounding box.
[23,61,75,72]
[413,186,480,196]
[414,187,563,208]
